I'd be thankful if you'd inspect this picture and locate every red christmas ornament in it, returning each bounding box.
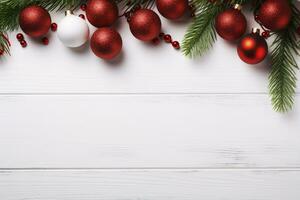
[90,28,122,60]
[156,0,188,20]
[258,0,291,31]
[19,5,51,38]
[129,9,161,41]
[86,0,119,27]
[215,4,247,41]
[237,29,268,65]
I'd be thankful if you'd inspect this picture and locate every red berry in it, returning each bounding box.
[51,23,58,32]
[262,31,270,38]
[159,32,165,38]
[152,37,160,45]
[16,33,24,41]
[172,41,180,49]
[163,34,172,43]
[297,26,300,35]
[20,40,27,48]
[79,14,85,19]
[42,37,49,45]
[80,4,87,11]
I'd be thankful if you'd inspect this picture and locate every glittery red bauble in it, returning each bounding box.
[237,32,268,64]
[156,0,188,20]
[86,0,119,27]
[215,8,247,41]
[258,0,291,31]
[90,28,122,60]
[129,9,162,41]
[19,5,51,38]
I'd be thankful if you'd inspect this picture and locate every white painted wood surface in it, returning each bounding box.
[0,94,300,169]
[1,169,300,200]
[1,7,300,199]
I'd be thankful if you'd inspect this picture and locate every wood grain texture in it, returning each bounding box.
[0,94,299,168]
[1,169,300,200]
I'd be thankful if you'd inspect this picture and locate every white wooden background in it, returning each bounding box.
[1,5,300,199]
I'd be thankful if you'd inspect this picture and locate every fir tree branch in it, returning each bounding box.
[182,0,250,58]
[0,32,10,55]
[268,5,300,112]
[182,0,220,58]
[122,0,155,11]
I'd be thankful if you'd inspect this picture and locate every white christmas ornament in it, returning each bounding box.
[57,10,89,48]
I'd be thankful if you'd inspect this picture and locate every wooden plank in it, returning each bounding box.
[1,16,295,93]
[0,169,300,200]
[0,94,299,168]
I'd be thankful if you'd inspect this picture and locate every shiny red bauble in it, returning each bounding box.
[258,0,291,31]
[237,31,268,64]
[215,6,247,41]
[129,9,162,41]
[86,0,119,27]
[19,5,51,37]
[90,28,122,60]
[156,0,188,20]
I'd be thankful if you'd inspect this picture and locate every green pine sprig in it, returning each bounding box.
[181,0,220,58]
[182,0,250,58]
[121,0,155,12]
[0,32,10,55]
[268,5,300,112]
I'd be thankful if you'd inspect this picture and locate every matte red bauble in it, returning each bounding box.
[237,30,268,64]
[129,9,162,41]
[19,5,51,38]
[90,28,122,60]
[215,5,247,41]
[258,0,291,31]
[156,0,188,20]
[86,0,119,27]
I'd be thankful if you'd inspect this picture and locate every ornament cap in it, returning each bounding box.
[65,10,74,16]
[252,28,261,34]
[234,4,242,10]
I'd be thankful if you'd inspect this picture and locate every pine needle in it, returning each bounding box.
[182,0,219,58]
[182,0,249,58]
[268,5,300,112]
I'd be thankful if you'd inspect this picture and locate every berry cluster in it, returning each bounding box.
[15,22,58,48]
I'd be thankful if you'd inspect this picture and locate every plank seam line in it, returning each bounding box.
[0,92,299,96]
[1,167,300,172]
